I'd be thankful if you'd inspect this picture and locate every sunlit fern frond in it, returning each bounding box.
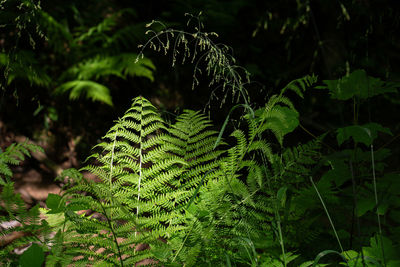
[54,97,184,265]
[161,110,226,202]
[54,80,113,105]
[56,97,229,265]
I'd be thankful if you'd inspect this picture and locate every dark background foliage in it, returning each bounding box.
[1,0,399,148]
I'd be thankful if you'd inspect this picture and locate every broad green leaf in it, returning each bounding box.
[336,123,392,146]
[321,160,350,187]
[316,69,397,100]
[19,243,45,267]
[377,202,389,215]
[46,193,63,212]
[312,250,347,267]
[341,250,383,267]
[356,197,375,217]
[40,208,66,228]
[270,106,299,137]
[363,235,399,263]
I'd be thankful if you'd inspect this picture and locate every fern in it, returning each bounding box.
[54,80,114,106]
[53,97,176,265]
[2,4,155,106]
[0,139,43,185]
[55,54,155,106]
[16,90,323,266]
[164,98,323,265]
[0,51,51,87]
[0,183,49,265]
[0,140,47,266]
[60,54,155,82]
[53,97,226,266]
[37,9,73,53]
[161,110,225,196]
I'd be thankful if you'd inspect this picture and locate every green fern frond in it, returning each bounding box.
[56,54,155,105]
[74,13,118,44]
[275,140,322,183]
[281,74,318,98]
[45,93,325,266]
[0,139,43,185]
[108,23,147,50]
[0,183,49,265]
[62,53,155,81]
[162,109,225,196]
[52,97,231,265]
[73,8,141,52]
[0,51,51,87]
[55,97,194,264]
[55,80,113,106]
[173,111,323,265]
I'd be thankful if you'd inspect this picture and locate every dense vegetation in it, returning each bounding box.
[1,0,399,266]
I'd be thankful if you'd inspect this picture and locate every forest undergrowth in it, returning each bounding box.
[1,12,400,267]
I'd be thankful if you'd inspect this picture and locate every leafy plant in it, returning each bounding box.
[0,140,43,185]
[55,53,155,106]
[1,1,155,109]
[42,96,225,265]
[0,140,48,266]
[297,69,400,265]
[1,8,398,267]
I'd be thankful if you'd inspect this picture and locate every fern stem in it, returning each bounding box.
[274,211,287,267]
[370,144,385,266]
[104,128,124,266]
[310,176,344,254]
[172,217,197,263]
[100,203,124,267]
[136,99,144,236]
[109,131,118,221]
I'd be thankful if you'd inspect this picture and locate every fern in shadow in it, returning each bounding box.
[0,140,48,266]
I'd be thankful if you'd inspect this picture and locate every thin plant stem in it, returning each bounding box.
[370,144,385,266]
[100,203,124,267]
[310,176,344,254]
[275,209,287,267]
[172,217,197,263]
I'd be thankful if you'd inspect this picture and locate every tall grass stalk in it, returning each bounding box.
[310,176,344,253]
[370,144,385,266]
